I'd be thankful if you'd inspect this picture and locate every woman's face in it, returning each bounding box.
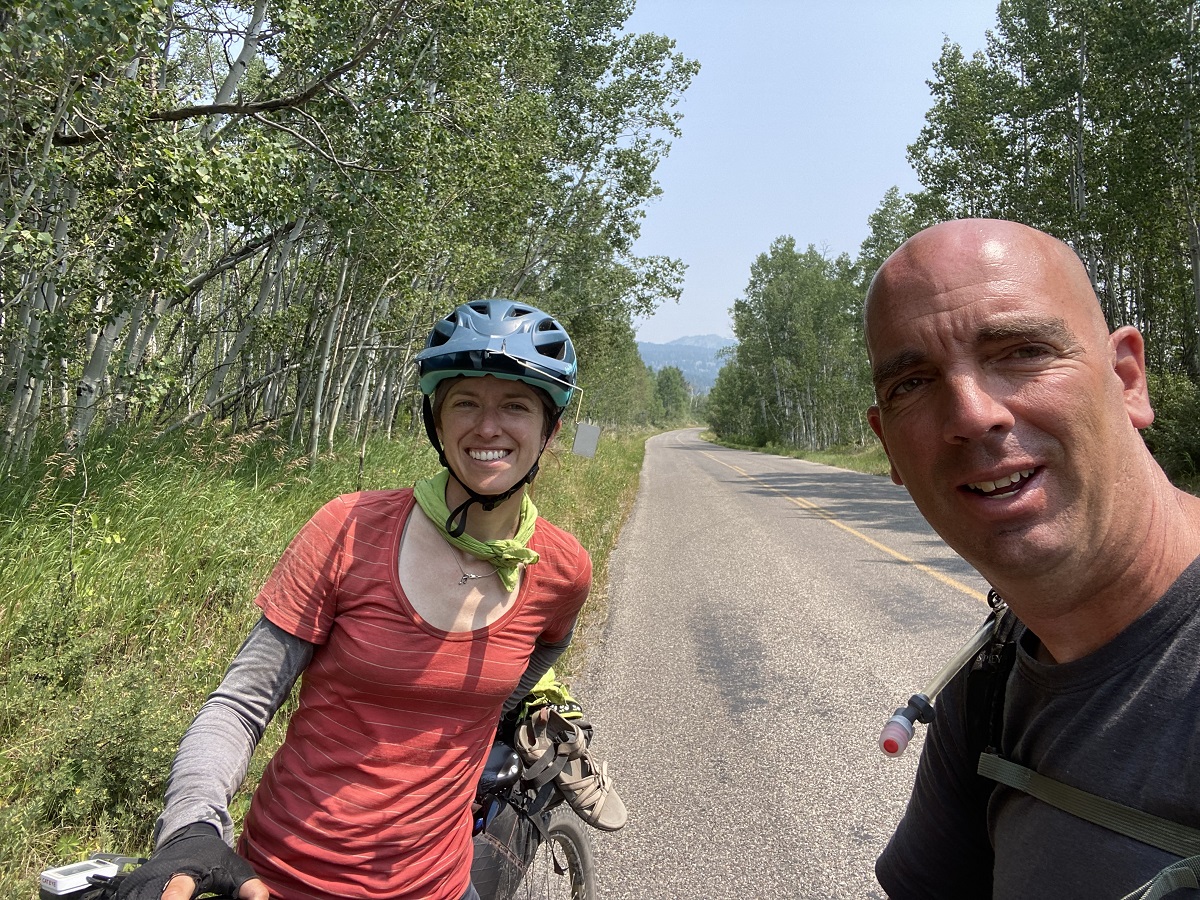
[435,375,556,497]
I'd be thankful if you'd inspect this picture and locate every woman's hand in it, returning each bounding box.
[115,823,265,899]
[159,872,269,900]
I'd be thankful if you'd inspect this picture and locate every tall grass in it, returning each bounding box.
[0,423,647,897]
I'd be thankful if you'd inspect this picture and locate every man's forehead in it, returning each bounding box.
[866,253,1069,338]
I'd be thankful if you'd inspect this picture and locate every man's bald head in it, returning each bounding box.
[864,219,1109,365]
[860,218,1172,655]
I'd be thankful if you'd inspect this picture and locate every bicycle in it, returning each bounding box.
[471,740,597,900]
[40,740,597,900]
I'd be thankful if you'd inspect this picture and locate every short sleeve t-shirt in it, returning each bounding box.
[237,490,591,900]
[877,555,1200,900]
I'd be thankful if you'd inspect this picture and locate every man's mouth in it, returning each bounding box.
[965,468,1036,498]
[469,449,510,461]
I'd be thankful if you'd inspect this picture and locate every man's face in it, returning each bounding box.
[865,225,1151,585]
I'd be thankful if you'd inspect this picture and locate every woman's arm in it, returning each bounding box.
[154,617,314,846]
[501,626,575,716]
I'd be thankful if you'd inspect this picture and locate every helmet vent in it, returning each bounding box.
[428,319,455,347]
[537,338,567,360]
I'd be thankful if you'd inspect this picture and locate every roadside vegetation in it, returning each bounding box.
[0,424,647,896]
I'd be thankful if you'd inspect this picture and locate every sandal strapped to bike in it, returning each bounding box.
[516,707,627,833]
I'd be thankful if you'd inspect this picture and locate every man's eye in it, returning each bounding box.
[889,377,925,399]
[1009,344,1051,360]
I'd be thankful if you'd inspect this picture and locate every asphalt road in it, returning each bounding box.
[574,428,992,900]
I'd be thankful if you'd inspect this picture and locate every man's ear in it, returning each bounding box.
[1110,326,1154,429]
[867,405,903,486]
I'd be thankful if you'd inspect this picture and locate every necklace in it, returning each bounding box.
[448,543,501,585]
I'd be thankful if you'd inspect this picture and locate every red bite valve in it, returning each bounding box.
[878,693,934,757]
[879,714,916,757]
[878,607,1003,758]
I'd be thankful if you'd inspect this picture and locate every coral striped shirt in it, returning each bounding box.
[237,489,590,899]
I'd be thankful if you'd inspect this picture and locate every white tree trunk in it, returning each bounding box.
[64,308,133,452]
[199,0,269,146]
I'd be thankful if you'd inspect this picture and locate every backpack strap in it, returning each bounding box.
[966,591,1022,761]
[978,753,1200,858]
[979,752,1200,900]
[1120,857,1200,900]
[970,595,1200,897]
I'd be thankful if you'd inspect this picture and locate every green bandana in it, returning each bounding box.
[412,470,540,591]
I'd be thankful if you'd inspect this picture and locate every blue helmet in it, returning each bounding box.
[416,299,577,410]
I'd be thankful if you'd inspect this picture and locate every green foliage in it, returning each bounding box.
[707,238,872,451]
[653,366,691,424]
[1145,373,1200,484]
[0,0,697,469]
[0,425,648,895]
[856,186,928,289]
[908,0,1200,373]
[706,359,764,445]
[566,307,665,428]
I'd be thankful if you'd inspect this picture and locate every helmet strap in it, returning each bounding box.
[423,395,563,539]
[422,396,449,468]
[443,462,539,538]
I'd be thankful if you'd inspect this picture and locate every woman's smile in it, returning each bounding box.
[438,375,549,497]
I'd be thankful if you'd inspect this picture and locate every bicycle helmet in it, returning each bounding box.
[416,299,577,410]
[415,299,579,536]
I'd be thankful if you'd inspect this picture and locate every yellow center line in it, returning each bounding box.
[702,451,987,602]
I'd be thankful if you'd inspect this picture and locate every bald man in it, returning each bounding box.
[865,219,1200,899]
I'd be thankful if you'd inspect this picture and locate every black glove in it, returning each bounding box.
[114,822,257,900]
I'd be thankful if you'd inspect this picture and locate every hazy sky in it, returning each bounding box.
[625,1,1000,343]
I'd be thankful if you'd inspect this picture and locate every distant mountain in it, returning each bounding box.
[637,334,736,393]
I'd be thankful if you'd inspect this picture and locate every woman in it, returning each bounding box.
[120,300,594,900]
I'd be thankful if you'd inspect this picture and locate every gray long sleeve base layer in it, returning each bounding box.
[154,616,572,847]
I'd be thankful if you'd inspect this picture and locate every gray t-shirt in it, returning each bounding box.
[877,555,1200,900]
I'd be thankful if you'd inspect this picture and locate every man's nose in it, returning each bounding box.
[941,373,1015,443]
